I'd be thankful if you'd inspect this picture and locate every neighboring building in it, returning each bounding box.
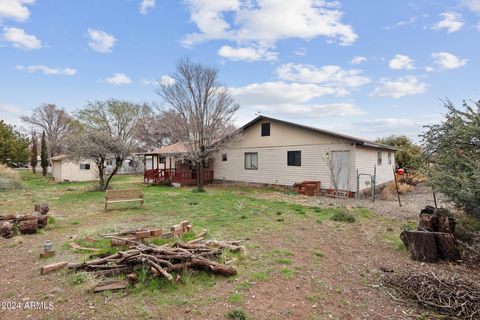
[50,155,144,182]
[50,156,97,182]
[140,116,396,195]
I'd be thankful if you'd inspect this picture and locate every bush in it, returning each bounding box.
[228,310,247,320]
[380,181,414,200]
[0,164,22,191]
[331,210,356,223]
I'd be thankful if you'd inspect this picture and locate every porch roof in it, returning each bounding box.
[139,142,188,156]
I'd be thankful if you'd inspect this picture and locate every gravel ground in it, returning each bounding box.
[251,183,453,221]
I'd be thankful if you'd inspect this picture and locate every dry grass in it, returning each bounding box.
[380,181,414,200]
[0,164,22,191]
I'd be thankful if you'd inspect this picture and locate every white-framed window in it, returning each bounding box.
[388,152,392,165]
[244,152,258,170]
[377,152,382,165]
[287,151,301,166]
[80,163,91,170]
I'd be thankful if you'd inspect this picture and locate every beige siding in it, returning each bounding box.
[355,147,395,191]
[214,120,358,191]
[52,159,98,182]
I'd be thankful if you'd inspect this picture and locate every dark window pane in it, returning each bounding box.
[222,153,227,161]
[261,123,270,136]
[287,151,301,166]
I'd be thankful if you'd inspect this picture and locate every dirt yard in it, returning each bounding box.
[0,173,476,320]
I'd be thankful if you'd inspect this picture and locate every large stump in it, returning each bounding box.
[0,221,14,238]
[401,230,460,262]
[34,203,49,215]
[18,219,38,234]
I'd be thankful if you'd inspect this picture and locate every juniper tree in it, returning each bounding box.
[40,131,49,176]
[421,99,480,219]
[30,130,38,174]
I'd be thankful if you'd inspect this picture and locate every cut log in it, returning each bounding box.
[41,262,68,275]
[40,250,56,258]
[150,228,162,237]
[94,280,127,293]
[0,221,14,238]
[34,203,49,214]
[18,219,38,234]
[32,212,48,228]
[400,230,439,263]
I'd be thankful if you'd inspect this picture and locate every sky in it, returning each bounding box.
[1,0,480,142]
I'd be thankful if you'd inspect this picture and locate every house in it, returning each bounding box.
[139,115,396,195]
[50,156,97,182]
[50,155,144,182]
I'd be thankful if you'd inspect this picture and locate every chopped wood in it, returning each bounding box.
[133,230,151,240]
[71,240,242,282]
[84,236,97,243]
[127,273,138,284]
[197,229,208,238]
[41,262,68,275]
[150,228,162,237]
[94,280,127,293]
[188,237,204,244]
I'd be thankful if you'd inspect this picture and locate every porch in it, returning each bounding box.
[138,142,214,186]
[143,168,214,185]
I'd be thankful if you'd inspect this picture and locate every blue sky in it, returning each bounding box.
[1,0,479,141]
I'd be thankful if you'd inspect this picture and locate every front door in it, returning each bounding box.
[331,151,350,191]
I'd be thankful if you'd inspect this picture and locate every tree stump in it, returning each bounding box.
[32,212,48,228]
[34,203,49,215]
[401,230,461,262]
[401,230,439,262]
[0,221,14,238]
[18,219,38,234]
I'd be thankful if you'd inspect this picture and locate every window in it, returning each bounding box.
[261,123,270,136]
[287,151,301,166]
[80,163,91,170]
[244,152,258,170]
[377,152,382,165]
[159,156,166,164]
[222,153,228,161]
[388,152,392,165]
[106,160,113,166]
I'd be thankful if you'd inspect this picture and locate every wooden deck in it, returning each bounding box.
[144,168,214,186]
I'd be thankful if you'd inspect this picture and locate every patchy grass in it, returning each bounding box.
[279,268,294,279]
[228,309,248,320]
[382,233,407,251]
[331,210,356,223]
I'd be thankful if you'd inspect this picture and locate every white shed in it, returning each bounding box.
[50,156,97,182]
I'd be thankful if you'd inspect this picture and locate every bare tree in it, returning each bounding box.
[156,58,239,191]
[65,99,149,190]
[135,108,177,149]
[21,104,72,157]
[324,150,349,199]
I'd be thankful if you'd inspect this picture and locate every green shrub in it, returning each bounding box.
[228,310,247,320]
[331,210,356,223]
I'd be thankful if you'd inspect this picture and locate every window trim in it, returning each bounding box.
[261,122,270,137]
[244,152,258,170]
[80,163,91,170]
[287,150,301,167]
[388,152,392,165]
[377,151,383,166]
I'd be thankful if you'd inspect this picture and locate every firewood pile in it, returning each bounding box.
[0,203,50,238]
[382,271,480,319]
[68,240,242,286]
[400,206,460,263]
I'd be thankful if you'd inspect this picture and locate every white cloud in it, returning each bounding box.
[432,52,467,69]
[16,64,76,76]
[87,29,116,53]
[432,12,463,33]
[139,0,155,15]
[182,0,358,58]
[3,26,40,49]
[104,73,132,85]
[276,63,370,91]
[0,0,35,22]
[425,66,435,72]
[461,0,480,13]
[230,81,364,118]
[218,45,277,61]
[370,76,427,98]
[141,75,175,86]
[388,54,415,70]
[351,55,367,65]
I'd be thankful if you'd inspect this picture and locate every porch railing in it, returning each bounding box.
[144,168,214,184]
